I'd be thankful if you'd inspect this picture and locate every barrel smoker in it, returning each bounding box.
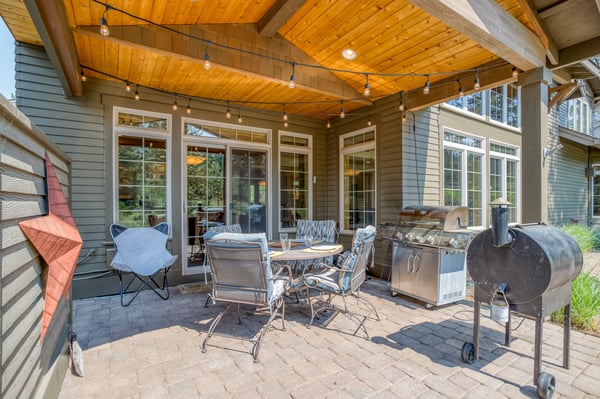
[462,199,582,399]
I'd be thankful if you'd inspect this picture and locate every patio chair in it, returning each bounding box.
[290,219,339,274]
[201,223,243,291]
[201,232,292,362]
[109,222,177,307]
[299,225,379,339]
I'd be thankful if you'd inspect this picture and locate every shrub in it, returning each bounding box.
[552,223,600,335]
[560,223,597,254]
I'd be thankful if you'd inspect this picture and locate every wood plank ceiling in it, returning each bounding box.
[2,0,599,119]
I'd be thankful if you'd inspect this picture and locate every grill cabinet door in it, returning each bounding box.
[411,246,439,304]
[391,243,413,294]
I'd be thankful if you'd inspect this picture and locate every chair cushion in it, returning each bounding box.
[303,267,342,294]
[111,227,177,275]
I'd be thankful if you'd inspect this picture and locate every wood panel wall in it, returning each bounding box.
[1,94,71,398]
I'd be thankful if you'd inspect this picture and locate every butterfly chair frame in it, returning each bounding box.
[201,236,292,362]
[110,223,177,307]
[301,226,379,339]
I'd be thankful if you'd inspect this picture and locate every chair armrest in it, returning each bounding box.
[301,262,337,277]
[271,262,294,280]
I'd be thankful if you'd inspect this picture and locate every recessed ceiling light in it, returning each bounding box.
[342,49,357,60]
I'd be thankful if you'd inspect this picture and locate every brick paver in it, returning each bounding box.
[60,277,600,398]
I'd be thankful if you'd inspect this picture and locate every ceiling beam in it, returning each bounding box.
[405,63,515,111]
[74,25,369,104]
[23,0,82,97]
[516,0,559,65]
[258,0,306,37]
[554,36,600,68]
[409,0,546,71]
[582,59,600,79]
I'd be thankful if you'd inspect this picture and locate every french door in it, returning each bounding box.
[182,142,269,275]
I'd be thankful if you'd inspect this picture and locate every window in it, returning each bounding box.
[445,84,520,128]
[593,166,600,218]
[443,130,485,227]
[114,108,171,227]
[340,127,376,232]
[279,133,311,230]
[567,98,590,134]
[489,143,519,223]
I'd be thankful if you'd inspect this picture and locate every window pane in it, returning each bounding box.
[343,148,375,230]
[444,149,462,206]
[280,151,309,229]
[467,153,483,226]
[117,112,167,130]
[490,87,503,122]
[506,84,519,128]
[465,92,483,115]
[118,136,167,227]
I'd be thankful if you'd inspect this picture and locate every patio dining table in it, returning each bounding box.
[269,240,344,278]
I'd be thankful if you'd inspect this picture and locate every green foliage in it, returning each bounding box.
[560,223,598,254]
[552,272,600,333]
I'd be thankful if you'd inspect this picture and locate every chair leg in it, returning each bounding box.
[252,297,285,363]
[202,302,233,354]
[117,268,170,307]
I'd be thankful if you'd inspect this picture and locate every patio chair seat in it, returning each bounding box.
[110,223,177,307]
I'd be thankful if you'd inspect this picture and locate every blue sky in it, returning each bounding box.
[0,19,16,99]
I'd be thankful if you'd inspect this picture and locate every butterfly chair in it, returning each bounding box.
[109,223,177,307]
[299,225,379,339]
[201,232,292,362]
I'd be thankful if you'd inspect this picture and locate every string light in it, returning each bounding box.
[364,73,370,97]
[134,85,140,100]
[423,75,430,95]
[99,5,110,37]
[186,99,192,114]
[340,101,345,119]
[237,109,243,123]
[367,116,372,126]
[284,121,288,128]
[474,69,480,90]
[172,96,178,111]
[326,120,331,128]
[80,70,87,82]
[398,92,405,112]
[125,81,131,92]
[512,66,519,78]
[226,101,231,119]
[402,111,407,123]
[288,63,296,89]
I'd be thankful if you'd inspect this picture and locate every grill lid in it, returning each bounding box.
[396,205,469,231]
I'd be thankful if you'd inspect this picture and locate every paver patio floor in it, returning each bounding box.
[59,276,600,399]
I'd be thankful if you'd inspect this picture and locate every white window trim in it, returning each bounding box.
[339,126,377,235]
[112,107,173,229]
[443,128,486,227]
[278,130,313,232]
[489,141,521,223]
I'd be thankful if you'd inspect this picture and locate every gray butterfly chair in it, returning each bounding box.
[201,232,292,362]
[109,223,177,307]
[299,225,379,339]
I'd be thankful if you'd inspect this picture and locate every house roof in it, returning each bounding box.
[1,0,599,118]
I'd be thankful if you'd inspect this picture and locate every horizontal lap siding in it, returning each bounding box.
[15,43,111,297]
[1,93,70,398]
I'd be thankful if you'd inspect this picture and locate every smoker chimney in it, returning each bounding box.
[490,198,512,247]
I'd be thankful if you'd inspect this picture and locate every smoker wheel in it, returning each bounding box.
[460,342,474,364]
[536,372,555,399]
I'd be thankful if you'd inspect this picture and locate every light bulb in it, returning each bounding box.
[402,112,407,123]
[398,102,404,112]
[367,118,372,126]
[364,83,370,97]
[459,86,464,97]
[203,53,211,70]
[80,71,87,82]
[125,82,131,92]
[187,105,191,114]
[288,74,295,89]
[284,121,288,128]
[172,100,178,111]
[423,77,430,95]
[283,111,288,122]
[238,114,243,123]
[99,17,109,37]
[512,66,519,78]
[226,109,231,119]
[326,120,331,128]
[134,90,140,101]
[474,77,480,91]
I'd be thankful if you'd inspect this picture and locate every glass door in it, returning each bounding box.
[231,148,268,233]
[184,144,226,275]
[182,144,269,276]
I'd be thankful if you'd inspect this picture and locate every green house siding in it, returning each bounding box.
[1,95,71,399]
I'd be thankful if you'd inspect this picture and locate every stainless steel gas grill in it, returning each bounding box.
[462,200,583,399]
[389,205,475,307]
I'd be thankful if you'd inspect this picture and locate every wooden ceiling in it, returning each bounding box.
[2,0,600,119]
